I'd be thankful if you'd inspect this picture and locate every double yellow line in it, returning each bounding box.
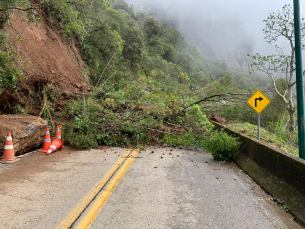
[56,149,140,229]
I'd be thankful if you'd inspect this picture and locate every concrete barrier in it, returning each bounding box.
[211,121,305,226]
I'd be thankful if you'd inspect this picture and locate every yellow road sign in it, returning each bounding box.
[247,90,271,114]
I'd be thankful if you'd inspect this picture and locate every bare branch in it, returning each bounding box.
[187,93,250,108]
[268,72,288,103]
[96,52,116,87]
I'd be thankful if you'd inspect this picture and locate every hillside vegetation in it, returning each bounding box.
[0,0,298,159]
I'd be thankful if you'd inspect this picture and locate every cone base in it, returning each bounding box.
[1,158,20,164]
[38,149,48,153]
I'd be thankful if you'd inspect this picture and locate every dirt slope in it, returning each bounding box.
[5,10,89,93]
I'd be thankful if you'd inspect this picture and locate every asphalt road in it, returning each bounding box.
[0,146,302,229]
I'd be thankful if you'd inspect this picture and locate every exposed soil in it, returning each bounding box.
[0,88,25,114]
[6,10,88,92]
[0,7,89,115]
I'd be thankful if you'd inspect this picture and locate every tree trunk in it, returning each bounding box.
[286,84,296,131]
[289,109,296,131]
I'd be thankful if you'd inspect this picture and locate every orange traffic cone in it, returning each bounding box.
[46,138,64,155]
[38,128,51,153]
[1,132,20,164]
[54,126,61,139]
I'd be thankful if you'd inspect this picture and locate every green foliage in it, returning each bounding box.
[185,105,213,130]
[159,104,240,161]
[0,0,35,28]
[274,199,289,212]
[229,122,298,156]
[0,33,21,90]
[69,133,99,150]
[63,93,161,149]
[15,104,27,114]
[83,23,124,85]
[41,0,86,38]
[44,0,257,97]
[163,128,241,162]
[266,119,298,148]
[202,130,241,161]
[0,0,30,9]
[39,0,109,41]
[144,18,161,38]
[122,26,145,68]
[63,98,104,149]
[262,4,305,45]
[45,87,57,103]
[162,130,194,147]
[111,0,134,15]
[41,105,54,120]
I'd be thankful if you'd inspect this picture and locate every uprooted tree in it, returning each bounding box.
[249,4,305,131]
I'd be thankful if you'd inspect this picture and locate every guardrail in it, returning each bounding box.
[211,121,305,226]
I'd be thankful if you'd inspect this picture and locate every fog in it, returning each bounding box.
[126,0,305,70]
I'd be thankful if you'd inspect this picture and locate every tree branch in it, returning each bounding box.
[187,93,250,108]
[96,52,116,87]
[0,7,36,12]
[267,72,288,103]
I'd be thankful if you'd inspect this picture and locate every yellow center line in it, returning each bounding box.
[75,149,140,229]
[56,149,133,229]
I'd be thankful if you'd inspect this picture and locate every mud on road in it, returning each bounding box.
[0,146,302,229]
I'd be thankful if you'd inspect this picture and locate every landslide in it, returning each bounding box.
[0,8,88,116]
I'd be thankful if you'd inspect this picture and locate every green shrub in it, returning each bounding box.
[67,132,99,150]
[0,33,21,89]
[15,104,27,115]
[45,87,57,103]
[203,130,241,161]
[185,105,214,130]
[266,120,298,147]
[40,0,86,39]
[163,130,194,147]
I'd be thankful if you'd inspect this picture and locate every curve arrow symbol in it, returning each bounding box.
[255,97,263,107]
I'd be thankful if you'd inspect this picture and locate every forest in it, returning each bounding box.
[0,0,301,159]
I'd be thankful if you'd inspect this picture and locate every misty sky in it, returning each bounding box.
[232,0,305,54]
[126,0,305,56]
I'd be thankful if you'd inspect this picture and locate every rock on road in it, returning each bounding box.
[0,146,302,229]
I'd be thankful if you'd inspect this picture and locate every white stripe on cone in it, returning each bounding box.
[4,145,14,149]
[6,136,12,141]
[47,145,57,155]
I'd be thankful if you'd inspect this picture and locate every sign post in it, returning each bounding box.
[293,0,305,160]
[258,114,260,140]
[247,90,271,140]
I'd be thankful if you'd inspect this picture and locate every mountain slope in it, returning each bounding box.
[6,11,88,92]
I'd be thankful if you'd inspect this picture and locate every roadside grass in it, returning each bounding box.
[227,122,298,156]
